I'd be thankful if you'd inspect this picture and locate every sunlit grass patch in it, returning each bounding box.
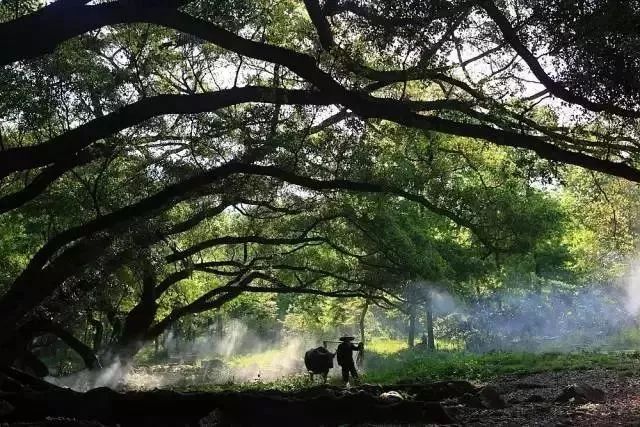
[435,338,465,351]
[227,348,283,368]
[366,338,408,355]
[365,337,464,355]
[362,348,640,384]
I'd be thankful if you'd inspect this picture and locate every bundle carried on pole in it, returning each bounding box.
[322,339,362,348]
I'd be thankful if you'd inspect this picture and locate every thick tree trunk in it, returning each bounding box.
[424,291,435,351]
[160,330,167,352]
[358,300,368,365]
[359,300,368,345]
[0,236,112,346]
[216,314,224,339]
[107,262,158,362]
[110,302,157,361]
[408,304,416,348]
[426,308,435,351]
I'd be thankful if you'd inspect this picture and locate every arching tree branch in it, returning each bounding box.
[2,4,639,184]
[0,87,332,179]
[477,0,640,118]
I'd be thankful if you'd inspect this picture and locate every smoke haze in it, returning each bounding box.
[45,262,640,392]
[46,320,332,391]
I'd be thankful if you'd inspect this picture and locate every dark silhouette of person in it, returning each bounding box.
[336,336,363,384]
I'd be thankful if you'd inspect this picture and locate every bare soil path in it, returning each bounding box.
[450,368,640,426]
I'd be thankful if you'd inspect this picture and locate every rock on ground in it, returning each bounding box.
[478,385,508,409]
[555,383,606,404]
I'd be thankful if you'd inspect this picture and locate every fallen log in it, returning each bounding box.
[2,384,458,426]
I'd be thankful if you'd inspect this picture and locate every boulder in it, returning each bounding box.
[555,383,605,404]
[478,385,507,409]
[379,391,404,401]
[459,392,484,408]
[199,408,226,427]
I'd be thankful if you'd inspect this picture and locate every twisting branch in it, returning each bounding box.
[21,319,101,370]
[0,87,332,179]
[0,149,99,213]
[145,265,397,340]
[0,0,192,65]
[477,0,640,118]
[323,0,473,27]
[1,4,639,184]
[304,0,335,50]
[167,235,327,263]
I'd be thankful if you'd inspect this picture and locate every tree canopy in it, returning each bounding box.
[1,0,640,373]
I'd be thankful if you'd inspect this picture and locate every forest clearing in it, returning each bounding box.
[3,0,640,425]
[7,342,640,425]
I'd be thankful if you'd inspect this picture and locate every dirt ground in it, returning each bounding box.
[449,368,640,426]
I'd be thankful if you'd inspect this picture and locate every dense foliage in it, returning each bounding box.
[1,0,640,377]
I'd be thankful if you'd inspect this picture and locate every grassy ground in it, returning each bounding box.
[365,337,465,354]
[364,344,640,384]
[226,348,285,369]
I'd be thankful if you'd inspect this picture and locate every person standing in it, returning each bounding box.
[336,336,363,384]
